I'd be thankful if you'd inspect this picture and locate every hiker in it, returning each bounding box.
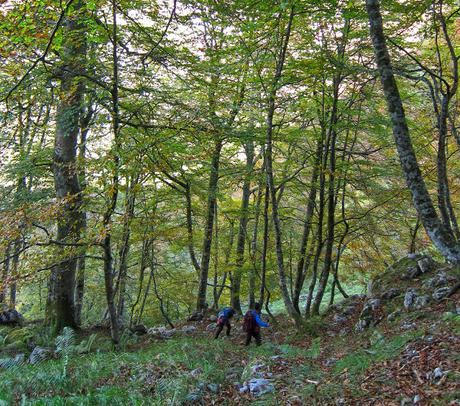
[214,306,235,339]
[243,302,269,346]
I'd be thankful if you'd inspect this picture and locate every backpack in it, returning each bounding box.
[243,310,257,332]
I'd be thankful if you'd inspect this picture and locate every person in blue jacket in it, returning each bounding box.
[243,302,269,346]
[214,306,235,339]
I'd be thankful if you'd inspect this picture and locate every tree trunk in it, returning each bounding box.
[231,140,254,313]
[49,0,86,331]
[0,244,11,304]
[264,7,302,325]
[366,0,460,264]
[116,175,138,323]
[249,182,263,309]
[293,140,321,312]
[196,139,223,310]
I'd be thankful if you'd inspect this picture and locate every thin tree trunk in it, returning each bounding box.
[75,104,92,327]
[259,185,270,306]
[249,182,263,309]
[264,7,302,325]
[116,175,138,323]
[231,140,254,313]
[102,0,121,345]
[293,140,321,312]
[0,244,11,304]
[196,139,223,310]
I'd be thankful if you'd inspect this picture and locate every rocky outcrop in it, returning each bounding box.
[0,309,24,326]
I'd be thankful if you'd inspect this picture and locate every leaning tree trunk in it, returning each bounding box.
[366,0,460,264]
[49,0,86,331]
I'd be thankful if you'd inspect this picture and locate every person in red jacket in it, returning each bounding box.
[243,303,269,346]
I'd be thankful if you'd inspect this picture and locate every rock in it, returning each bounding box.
[401,321,417,331]
[131,324,148,335]
[185,391,202,403]
[181,325,197,334]
[433,367,444,380]
[355,319,369,332]
[323,358,337,367]
[387,310,401,321]
[432,286,450,301]
[148,327,176,339]
[14,353,25,365]
[189,368,203,378]
[250,363,266,377]
[417,257,435,274]
[355,298,381,331]
[187,311,204,322]
[209,315,217,322]
[370,330,384,345]
[403,266,421,280]
[333,314,348,324]
[239,385,249,394]
[413,394,422,404]
[414,295,430,309]
[206,323,216,331]
[207,383,220,393]
[0,309,24,326]
[456,307,460,316]
[29,347,53,365]
[341,306,356,316]
[404,289,418,309]
[248,378,275,397]
[381,288,401,300]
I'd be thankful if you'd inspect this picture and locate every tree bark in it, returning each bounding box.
[196,139,223,310]
[366,0,460,264]
[264,6,302,325]
[231,140,254,313]
[49,0,86,331]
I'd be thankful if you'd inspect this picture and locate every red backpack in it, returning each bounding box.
[243,310,258,332]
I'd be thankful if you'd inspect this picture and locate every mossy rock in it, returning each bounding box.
[368,255,444,298]
[5,327,34,345]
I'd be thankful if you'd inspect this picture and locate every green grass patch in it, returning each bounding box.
[333,330,422,378]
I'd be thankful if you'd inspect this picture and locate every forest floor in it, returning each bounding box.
[0,259,459,405]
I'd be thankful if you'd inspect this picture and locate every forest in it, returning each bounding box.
[0,0,459,404]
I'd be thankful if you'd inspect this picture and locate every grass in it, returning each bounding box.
[332,329,423,379]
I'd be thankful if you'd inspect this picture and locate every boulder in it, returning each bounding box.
[148,327,176,339]
[404,289,418,309]
[381,288,401,300]
[130,324,148,336]
[207,383,220,393]
[181,325,197,334]
[403,266,421,280]
[209,315,218,322]
[206,323,216,331]
[0,309,24,326]
[248,378,275,397]
[432,286,451,301]
[417,257,435,274]
[387,310,401,321]
[29,346,53,365]
[355,298,381,331]
[185,391,202,403]
[187,311,204,322]
[414,295,430,309]
[333,314,348,324]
